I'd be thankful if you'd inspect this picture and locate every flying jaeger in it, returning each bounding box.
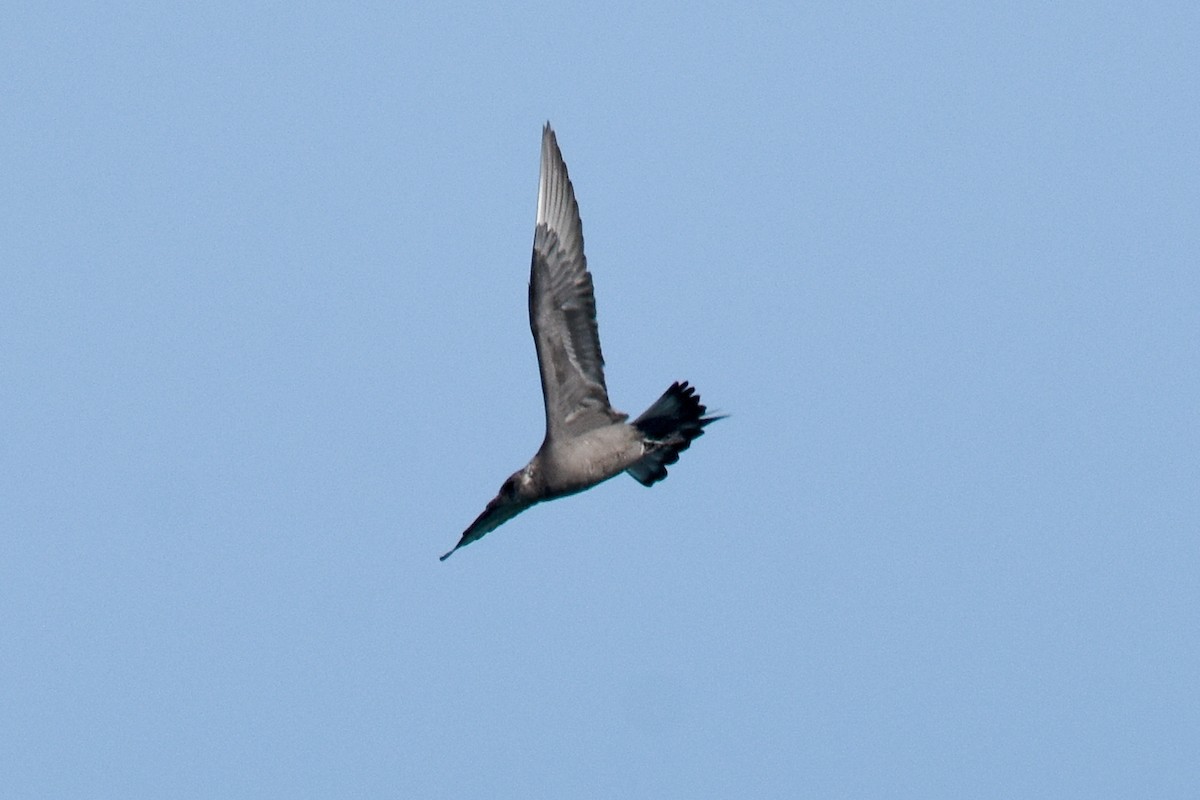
[441,124,724,561]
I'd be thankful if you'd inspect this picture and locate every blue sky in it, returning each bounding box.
[3,2,1197,797]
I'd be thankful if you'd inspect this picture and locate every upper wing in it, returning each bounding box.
[529,124,625,442]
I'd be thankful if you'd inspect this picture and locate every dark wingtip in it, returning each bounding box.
[439,548,456,562]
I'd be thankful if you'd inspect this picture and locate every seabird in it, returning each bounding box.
[440,124,724,561]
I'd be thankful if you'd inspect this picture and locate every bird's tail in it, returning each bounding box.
[626,381,725,487]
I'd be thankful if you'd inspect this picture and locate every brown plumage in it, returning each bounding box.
[441,124,724,561]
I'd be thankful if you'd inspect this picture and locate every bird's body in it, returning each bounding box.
[535,423,646,499]
[440,124,723,561]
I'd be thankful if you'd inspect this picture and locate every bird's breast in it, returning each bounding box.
[539,424,644,497]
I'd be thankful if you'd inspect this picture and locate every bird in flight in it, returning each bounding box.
[440,124,724,561]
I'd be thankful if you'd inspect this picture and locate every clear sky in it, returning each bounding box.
[3,3,1197,797]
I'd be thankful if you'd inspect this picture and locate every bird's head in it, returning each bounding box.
[497,464,537,503]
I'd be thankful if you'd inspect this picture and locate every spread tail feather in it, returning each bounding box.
[626,381,725,487]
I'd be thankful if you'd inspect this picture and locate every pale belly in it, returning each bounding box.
[539,424,645,498]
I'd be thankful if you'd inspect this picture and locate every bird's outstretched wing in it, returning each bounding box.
[440,496,534,561]
[529,124,625,443]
